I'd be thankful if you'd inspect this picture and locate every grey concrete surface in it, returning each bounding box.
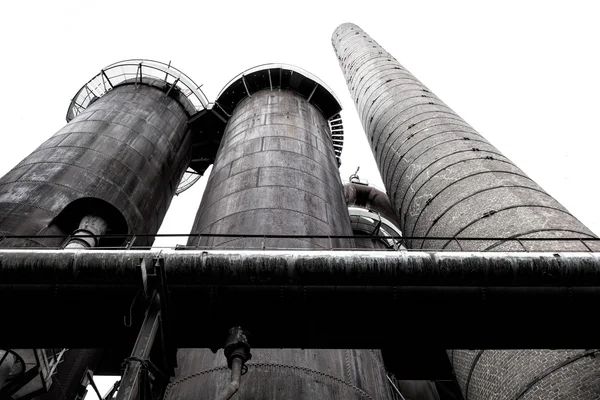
[0,82,192,248]
[0,81,194,400]
[175,88,390,399]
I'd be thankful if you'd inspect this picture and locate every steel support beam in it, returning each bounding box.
[1,249,599,349]
[116,292,162,400]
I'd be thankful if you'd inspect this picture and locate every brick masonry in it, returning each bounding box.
[333,22,600,400]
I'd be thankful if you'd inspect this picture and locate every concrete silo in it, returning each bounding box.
[332,23,600,400]
[0,60,207,399]
[165,64,391,399]
[0,59,206,249]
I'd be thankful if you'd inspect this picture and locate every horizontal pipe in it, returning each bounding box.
[1,249,600,286]
[1,249,599,349]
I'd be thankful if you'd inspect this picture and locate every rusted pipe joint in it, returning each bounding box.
[223,326,251,369]
[66,228,98,248]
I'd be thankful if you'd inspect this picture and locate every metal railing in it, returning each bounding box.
[0,233,598,252]
[66,59,209,122]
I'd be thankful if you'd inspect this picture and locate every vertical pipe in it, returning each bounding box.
[170,66,391,399]
[332,23,600,400]
[64,215,108,248]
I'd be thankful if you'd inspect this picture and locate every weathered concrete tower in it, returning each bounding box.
[0,60,205,399]
[166,64,391,399]
[332,23,600,400]
[0,60,204,249]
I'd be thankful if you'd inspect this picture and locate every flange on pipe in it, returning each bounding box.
[216,327,252,400]
[223,326,252,370]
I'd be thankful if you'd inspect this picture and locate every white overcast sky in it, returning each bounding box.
[2,0,599,244]
[1,0,600,395]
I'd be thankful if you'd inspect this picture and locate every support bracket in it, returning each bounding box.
[115,283,173,400]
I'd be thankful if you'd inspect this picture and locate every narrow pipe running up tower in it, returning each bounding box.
[168,64,391,399]
[332,23,600,400]
[0,60,206,399]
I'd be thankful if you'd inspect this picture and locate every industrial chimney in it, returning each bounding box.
[332,23,600,400]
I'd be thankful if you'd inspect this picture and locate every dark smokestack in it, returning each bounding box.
[332,23,600,400]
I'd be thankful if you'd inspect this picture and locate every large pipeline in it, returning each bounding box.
[2,249,600,286]
[332,22,600,400]
[0,249,599,349]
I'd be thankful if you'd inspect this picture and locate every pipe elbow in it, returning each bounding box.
[216,382,239,400]
[216,357,243,400]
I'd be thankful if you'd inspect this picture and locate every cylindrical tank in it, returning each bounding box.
[0,60,205,399]
[170,64,391,399]
[188,65,351,251]
[0,60,205,249]
[332,23,600,400]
